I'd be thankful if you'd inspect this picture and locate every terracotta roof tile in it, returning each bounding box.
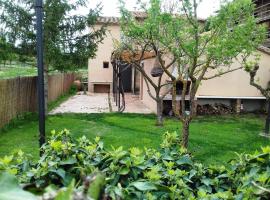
[97,16,120,24]
[131,11,148,19]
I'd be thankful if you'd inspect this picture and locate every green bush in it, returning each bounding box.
[0,130,270,199]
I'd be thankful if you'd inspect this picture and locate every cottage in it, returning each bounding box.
[88,7,270,114]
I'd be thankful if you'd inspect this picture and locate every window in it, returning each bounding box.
[103,62,109,68]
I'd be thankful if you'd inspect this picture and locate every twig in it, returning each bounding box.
[252,181,270,194]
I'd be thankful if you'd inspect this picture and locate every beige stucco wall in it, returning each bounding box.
[88,24,121,92]
[197,50,270,98]
[141,50,270,113]
[141,59,157,112]
[88,22,270,110]
[141,58,172,113]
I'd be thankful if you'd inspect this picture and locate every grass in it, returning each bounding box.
[0,66,37,79]
[0,113,269,165]
[0,65,74,79]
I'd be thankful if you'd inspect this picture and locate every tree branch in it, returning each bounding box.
[143,76,158,101]
[248,64,270,99]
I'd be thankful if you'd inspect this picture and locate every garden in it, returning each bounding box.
[0,0,270,199]
[0,113,269,165]
[1,125,270,199]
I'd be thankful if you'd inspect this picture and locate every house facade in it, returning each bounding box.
[255,0,270,48]
[88,12,147,93]
[88,17,120,93]
[140,49,270,113]
[88,9,270,114]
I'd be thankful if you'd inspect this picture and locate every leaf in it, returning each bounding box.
[88,173,106,200]
[189,169,197,179]
[50,168,66,180]
[155,184,171,192]
[0,155,13,165]
[130,181,157,191]
[59,158,77,165]
[176,155,193,165]
[0,172,38,200]
[217,173,229,179]
[55,180,75,200]
[119,167,130,175]
[261,146,270,154]
[202,178,213,186]
[162,154,174,161]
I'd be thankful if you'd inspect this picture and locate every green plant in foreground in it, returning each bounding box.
[0,129,270,199]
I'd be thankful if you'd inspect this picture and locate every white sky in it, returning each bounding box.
[80,0,224,19]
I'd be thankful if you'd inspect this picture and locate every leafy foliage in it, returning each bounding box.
[0,36,14,66]
[0,130,270,199]
[0,0,106,71]
[0,172,38,200]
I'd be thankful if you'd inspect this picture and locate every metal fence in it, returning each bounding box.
[0,73,75,128]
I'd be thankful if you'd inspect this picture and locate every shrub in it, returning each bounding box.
[0,130,270,199]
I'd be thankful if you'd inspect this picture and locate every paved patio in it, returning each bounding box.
[50,93,152,114]
[122,94,152,114]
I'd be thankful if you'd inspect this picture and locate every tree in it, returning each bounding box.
[0,0,106,112]
[117,1,176,126]
[112,43,173,126]
[0,36,13,68]
[245,59,270,136]
[120,0,266,148]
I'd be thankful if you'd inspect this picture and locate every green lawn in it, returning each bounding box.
[0,66,37,79]
[0,113,269,165]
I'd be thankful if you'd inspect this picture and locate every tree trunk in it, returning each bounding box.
[156,99,163,126]
[181,120,190,148]
[265,100,270,135]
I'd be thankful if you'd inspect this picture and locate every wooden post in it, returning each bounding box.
[265,100,270,135]
[236,99,242,114]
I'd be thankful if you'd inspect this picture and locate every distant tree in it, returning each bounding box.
[0,0,106,112]
[120,0,266,148]
[0,36,13,68]
[245,60,270,135]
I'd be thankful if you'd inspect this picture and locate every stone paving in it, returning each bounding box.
[50,93,152,114]
[122,94,152,114]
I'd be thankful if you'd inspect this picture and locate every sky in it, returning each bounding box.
[80,0,224,19]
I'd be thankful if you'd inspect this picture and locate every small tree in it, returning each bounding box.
[112,43,174,126]
[0,0,106,112]
[245,61,270,135]
[120,0,266,148]
[118,1,176,126]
